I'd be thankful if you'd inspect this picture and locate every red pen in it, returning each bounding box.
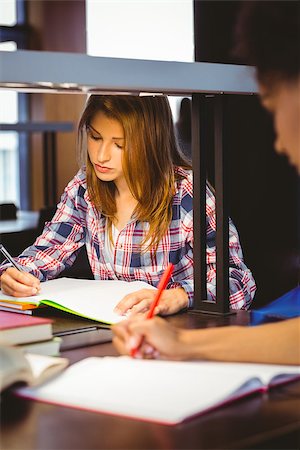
[130,262,174,357]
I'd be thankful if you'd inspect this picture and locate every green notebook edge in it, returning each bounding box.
[40,299,113,326]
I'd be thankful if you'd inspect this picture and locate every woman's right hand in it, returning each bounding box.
[112,316,189,360]
[0,267,40,297]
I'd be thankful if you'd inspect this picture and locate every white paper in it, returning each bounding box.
[17,357,300,424]
[0,278,156,324]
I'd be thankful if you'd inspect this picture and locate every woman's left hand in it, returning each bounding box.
[113,287,188,317]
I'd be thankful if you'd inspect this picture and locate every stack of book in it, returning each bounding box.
[0,300,38,316]
[0,311,61,356]
[0,300,42,315]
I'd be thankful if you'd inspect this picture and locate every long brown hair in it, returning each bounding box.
[78,95,192,251]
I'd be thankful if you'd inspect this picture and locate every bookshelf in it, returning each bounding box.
[0,50,258,314]
[0,122,73,208]
[0,50,257,95]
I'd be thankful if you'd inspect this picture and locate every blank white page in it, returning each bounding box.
[16,356,300,425]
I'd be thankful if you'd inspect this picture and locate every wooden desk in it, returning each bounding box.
[1,312,300,450]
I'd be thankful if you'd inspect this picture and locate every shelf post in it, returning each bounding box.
[191,94,234,315]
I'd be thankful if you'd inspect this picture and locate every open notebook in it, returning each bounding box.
[0,278,155,324]
[15,356,300,425]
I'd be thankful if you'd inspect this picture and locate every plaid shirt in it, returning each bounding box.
[0,166,256,309]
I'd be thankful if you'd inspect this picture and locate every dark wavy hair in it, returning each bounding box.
[234,1,300,83]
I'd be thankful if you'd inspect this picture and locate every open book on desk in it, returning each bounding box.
[0,345,68,393]
[15,356,300,425]
[0,278,155,325]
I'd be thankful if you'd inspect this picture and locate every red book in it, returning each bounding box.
[0,311,53,345]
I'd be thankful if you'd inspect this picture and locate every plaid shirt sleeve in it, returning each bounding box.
[169,177,256,309]
[205,185,256,309]
[0,172,86,281]
[167,178,194,304]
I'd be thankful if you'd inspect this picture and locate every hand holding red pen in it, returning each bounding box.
[130,263,174,357]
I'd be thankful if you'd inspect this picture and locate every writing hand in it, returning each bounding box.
[0,267,40,297]
[113,287,188,317]
[112,316,188,360]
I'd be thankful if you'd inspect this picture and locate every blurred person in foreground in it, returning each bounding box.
[112,1,300,365]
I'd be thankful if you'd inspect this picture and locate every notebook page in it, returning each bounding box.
[24,354,68,384]
[16,357,299,424]
[0,291,42,305]
[229,362,300,386]
[39,278,155,323]
[0,278,155,323]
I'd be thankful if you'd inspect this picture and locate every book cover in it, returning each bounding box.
[0,305,34,315]
[19,337,62,357]
[0,311,53,345]
[251,286,300,325]
[0,301,38,310]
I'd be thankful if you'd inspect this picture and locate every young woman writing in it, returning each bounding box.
[0,95,255,315]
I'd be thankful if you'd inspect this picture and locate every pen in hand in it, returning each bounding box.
[0,243,41,295]
[0,243,22,271]
[130,263,174,358]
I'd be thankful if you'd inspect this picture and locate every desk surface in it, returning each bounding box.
[1,311,300,450]
[0,210,39,234]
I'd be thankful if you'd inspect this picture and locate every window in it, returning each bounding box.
[86,0,194,120]
[0,0,16,26]
[0,40,19,205]
[0,0,28,208]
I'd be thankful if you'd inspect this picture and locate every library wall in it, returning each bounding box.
[27,0,87,210]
